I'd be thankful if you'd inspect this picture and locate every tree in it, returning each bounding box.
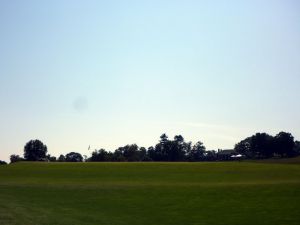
[58,154,66,162]
[274,132,295,157]
[113,144,146,161]
[46,154,57,162]
[150,134,192,161]
[120,145,139,161]
[65,152,83,162]
[235,137,252,158]
[188,141,206,161]
[0,160,7,165]
[112,149,126,161]
[169,135,188,161]
[147,146,156,161]
[294,141,300,156]
[235,133,274,158]
[235,132,299,159]
[10,154,24,163]
[251,133,274,158]
[160,133,168,143]
[139,147,152,161]
[205,150,217,161]
[89,149,109,162]
[153,133,172,161]
[24,140,47,161]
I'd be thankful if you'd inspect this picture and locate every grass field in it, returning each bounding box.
[0,160,300,225]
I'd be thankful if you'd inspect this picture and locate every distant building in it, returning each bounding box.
[217,149,236,160]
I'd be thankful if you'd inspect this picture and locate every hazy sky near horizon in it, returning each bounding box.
[1,0,300,161]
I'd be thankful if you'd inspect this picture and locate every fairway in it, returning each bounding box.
[0,161,300,225]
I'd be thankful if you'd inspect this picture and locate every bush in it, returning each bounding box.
[0,160,7,165]
[10,154,24,163]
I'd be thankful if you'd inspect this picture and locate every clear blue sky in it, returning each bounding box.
[1,0,300,161]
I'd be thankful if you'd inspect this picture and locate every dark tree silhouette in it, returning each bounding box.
[170,135,189,161]
[65,152,83,162]
[24,140,47,161]
[274,132,295,157]
[237,133,274,158]
[235,133,274,158]
[115,144,139,162]
[113,144,148,162]
[147,146,156,161]
[46,154,57,162]
[0,160,7,165]
[58,154,66,162]
[7,132,299,163]
[294,141,300,155]
[205,150,217,161]
[10,154,24,163]
[139,147,152,161]
[151,134,192,161]
[234,137,252,158]
[89,149,109,162]
[112,148,126,161]
[153,133,172,161]
[123,145,143,161]
[188,141,206,161]
[251,133,274,158]
[235,132,299,159]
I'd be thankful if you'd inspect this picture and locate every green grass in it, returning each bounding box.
[0,161,300,225]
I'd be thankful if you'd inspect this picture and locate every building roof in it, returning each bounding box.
[217,149,235,155]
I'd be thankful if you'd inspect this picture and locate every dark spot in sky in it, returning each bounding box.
[73,96,88,113]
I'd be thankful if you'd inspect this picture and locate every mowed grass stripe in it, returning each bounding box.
[0,180,300,189]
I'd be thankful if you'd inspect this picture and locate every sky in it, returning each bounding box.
[0,0,300,161]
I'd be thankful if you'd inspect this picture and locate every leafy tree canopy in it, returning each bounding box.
[0,160,7,165]
[65,152,83,162]
[24,140,47,161]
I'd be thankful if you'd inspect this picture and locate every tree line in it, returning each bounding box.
[235,131,300,159]
[2,131,300,164]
